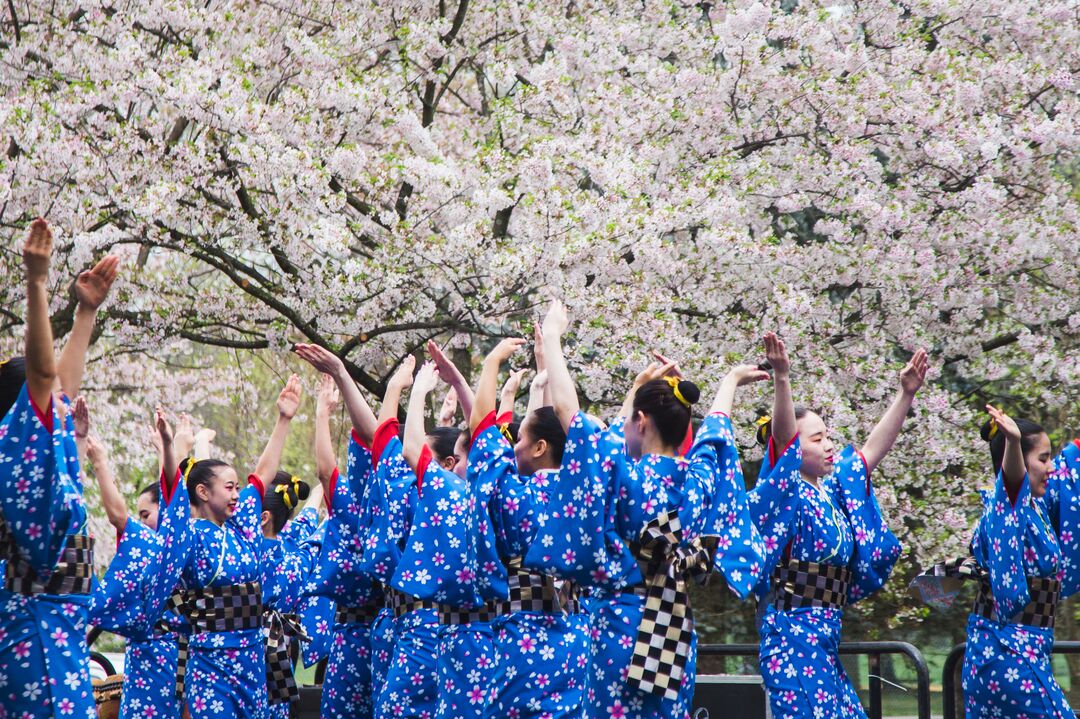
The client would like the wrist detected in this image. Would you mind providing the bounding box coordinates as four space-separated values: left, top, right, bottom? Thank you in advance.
25 272 48 285
75 302 99 315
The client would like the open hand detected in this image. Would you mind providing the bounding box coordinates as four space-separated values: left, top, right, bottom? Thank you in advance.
317 373 341 416
763 333 791 378
23 218 53 281
277 374 303 419
542 300 569 337
72 396 90 438
74 255 120 310
900 348 929 396
293 343 346 376
985 405 1020 442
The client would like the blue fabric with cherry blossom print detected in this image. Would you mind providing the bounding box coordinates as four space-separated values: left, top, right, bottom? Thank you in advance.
749 436 901 719
962 468 1070 718
0 385 96 719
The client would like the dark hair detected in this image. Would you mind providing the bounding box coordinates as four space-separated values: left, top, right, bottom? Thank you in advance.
138 482 161 506
980 417 1046 474
180 457 230 507
0 356 27 420
632 378 701 448
503 421 521 445
755 406 817 446
263 470 310 533
427 426 462 462
522 407 566 465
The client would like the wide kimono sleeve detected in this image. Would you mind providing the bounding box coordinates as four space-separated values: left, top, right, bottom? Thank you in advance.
89 518 166 637
0 383 87 575
297 520 336 665
392 455 488 607
280 506 321 545
1046 440 1080 598
308 436 376 602
747 434 803 596
831 446 902 603
524 411 639 589
358 432 413 584
471 420 540 559
695 413 764 599
972 469 1031 621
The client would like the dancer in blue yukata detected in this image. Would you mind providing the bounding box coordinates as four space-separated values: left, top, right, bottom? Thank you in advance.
525 300 768 719
84 401 191 719
395 357 499 719
293 346 382 719
163 374 303 719
466 334 590 719
0 218 118 719
951 407 1071 718
751 334 927 719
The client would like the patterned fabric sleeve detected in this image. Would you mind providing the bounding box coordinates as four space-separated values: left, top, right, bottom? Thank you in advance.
524 411 638 589
89 517 164 637
231 483 264 548
747 435 803 596
831 446 902 603
391 460 487 606
358 437 410 583
1047 440 1080 598
0 383 86 574
472 424 540 558
280 506 321 545
696 413 764 599
973 468 1031 620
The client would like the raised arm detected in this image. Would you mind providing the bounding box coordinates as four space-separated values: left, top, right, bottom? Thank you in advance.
540 300 578 431
859 348 929 474
403 361 440 474
764 333 797 452
533 322 552 407
173 412 195 464
193 427 216 461
987 405 1026 496
251 374 302 493
525 370 549 416
294 344 377 443
709 364 770 417
314 373 341 491
436 387 459 427
84 423 128 533
57 255 119 400
470 338 527 433
498 368 529 420
22 219 58 412
619 360 679 420
428 340 475 420
379 355 415 424
72 395 90 462
156 406 177 494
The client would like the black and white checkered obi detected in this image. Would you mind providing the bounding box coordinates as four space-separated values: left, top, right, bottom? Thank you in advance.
437 601 498 625
336 601 382 625
386 587 439 618
169 581 264 701
625 510 715 702
491 556 562 616
770 559 852 611
974 575 1061 629
263 608 309 705
4 533 95 596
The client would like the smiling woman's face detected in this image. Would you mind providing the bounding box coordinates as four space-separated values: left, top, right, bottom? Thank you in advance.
196 466 240 524
796 411 836 480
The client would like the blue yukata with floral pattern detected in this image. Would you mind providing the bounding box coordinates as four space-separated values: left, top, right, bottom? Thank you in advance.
261 505 323 719
393 448 497 719
749 435 901 719
89 476 192 719
309 435 379 719
0 386 96 719
375 419 440 719
178 480 268 719
961 443 1080 719
295 519 335 670
468 417 589 719
360 426 417 708
525 411 744 719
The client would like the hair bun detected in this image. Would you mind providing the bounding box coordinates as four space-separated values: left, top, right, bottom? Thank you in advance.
979 419 999 443
295 479 311 502
676 380 701 405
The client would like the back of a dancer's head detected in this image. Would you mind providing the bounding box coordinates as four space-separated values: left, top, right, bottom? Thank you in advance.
0 356 27 420
754 406 818 447
980 417 1045 474
515 406 566 474
632 378 701 448
427 426 461 463
263 470 311 533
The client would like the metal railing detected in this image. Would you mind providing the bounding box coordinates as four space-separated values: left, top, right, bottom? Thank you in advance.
942 640 1080 719
698 641 931 719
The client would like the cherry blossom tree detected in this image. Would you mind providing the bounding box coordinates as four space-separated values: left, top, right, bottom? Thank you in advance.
1 0 1078 596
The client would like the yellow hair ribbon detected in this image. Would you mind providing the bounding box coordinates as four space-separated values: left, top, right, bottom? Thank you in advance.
498 423 514 444
755 415 772 443
275 476 303 509
987 419 998 440
182 458 198 484
664 376 690 408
